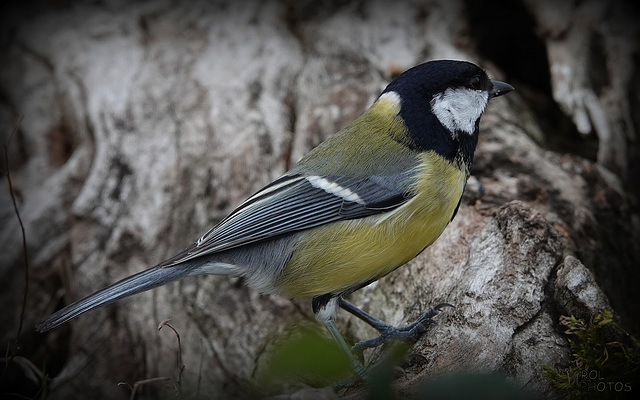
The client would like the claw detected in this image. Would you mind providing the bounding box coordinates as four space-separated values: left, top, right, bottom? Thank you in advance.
349 303 453 353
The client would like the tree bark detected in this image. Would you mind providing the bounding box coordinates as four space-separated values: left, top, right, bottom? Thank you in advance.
1 1 638 399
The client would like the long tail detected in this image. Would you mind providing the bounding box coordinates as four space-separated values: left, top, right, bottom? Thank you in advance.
36 263 204 332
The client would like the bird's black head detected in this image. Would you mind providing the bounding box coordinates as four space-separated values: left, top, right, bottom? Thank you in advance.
381 60 513 168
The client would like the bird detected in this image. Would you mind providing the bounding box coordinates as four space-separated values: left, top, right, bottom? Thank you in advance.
36 60 513 377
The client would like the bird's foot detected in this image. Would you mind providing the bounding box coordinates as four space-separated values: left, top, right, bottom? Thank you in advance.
350 303 453 354
326 299 453 390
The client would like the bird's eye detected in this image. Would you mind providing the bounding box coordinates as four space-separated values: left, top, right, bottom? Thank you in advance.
469 76 481 90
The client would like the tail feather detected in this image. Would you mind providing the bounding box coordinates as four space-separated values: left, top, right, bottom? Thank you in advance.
36 264 198 332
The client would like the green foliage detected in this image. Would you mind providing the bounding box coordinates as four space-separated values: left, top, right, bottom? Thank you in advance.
543 310 640 399
254 321 416 398
254 319 543 399
361 341 412 400
254 321 353 391
417 372 536 400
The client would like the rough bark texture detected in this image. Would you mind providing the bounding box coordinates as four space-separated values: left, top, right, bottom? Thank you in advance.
1 1 638 399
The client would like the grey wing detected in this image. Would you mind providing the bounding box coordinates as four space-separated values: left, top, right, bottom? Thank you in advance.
157 172 414 268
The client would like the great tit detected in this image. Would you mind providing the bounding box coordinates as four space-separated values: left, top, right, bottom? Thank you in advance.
36 60 513 375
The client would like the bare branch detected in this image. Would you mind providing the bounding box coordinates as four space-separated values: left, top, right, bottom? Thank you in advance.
1 115 28 378
119 377 172 400
158 319 185 397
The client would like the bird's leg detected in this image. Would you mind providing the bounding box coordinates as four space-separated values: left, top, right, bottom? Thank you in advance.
339 299 452 354
322 319 368 380
313 295 367 380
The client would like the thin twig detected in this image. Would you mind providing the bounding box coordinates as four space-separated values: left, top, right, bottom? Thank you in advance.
120 377 172 400
197 338 204 400
1 115 28 378
158 319 184 398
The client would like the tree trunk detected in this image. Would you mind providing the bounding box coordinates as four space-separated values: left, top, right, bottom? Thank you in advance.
1 1 638 399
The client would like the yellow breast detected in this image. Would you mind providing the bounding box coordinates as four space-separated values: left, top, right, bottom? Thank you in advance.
277 151 467 298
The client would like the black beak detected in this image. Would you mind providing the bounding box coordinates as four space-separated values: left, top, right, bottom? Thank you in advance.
489 80 514 98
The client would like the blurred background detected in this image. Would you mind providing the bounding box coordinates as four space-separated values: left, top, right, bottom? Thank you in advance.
1 0 638 399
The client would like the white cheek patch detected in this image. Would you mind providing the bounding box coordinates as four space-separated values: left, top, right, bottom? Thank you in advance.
430 88 489 136
306 176 365 204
